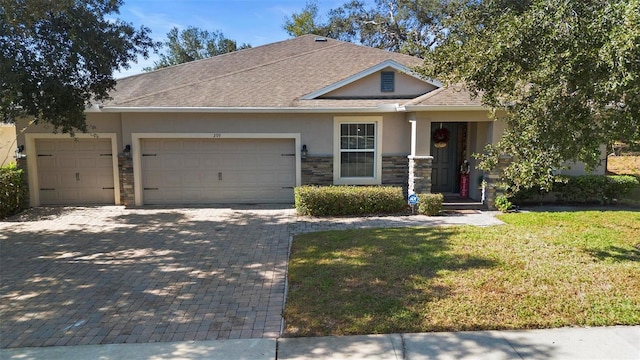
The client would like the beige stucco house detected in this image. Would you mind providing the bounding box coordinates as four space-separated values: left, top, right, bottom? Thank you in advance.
15 35 604 208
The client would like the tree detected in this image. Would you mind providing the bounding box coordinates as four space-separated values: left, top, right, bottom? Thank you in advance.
283 0 325 37
0 0 157 134
146 27 251 71
420 0 640 191
283 0 461 56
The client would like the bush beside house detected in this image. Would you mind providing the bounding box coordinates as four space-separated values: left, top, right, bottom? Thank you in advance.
511 175 639 205
0 163 27 219
294 185 406 216
417 193 443 216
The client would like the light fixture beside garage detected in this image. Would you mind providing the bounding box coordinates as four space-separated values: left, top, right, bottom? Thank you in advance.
121 144 131 159
15 145 26 159
301 144 308 158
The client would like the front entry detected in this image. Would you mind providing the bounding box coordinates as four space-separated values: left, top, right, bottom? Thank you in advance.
430 122 462 193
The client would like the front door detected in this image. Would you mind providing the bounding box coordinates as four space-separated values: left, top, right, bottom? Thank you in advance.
430 123 458 193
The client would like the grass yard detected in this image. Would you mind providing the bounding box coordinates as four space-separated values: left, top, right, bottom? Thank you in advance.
284 211 640 337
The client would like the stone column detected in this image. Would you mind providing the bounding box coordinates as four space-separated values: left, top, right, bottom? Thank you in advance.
408 155 433 195
118 155 134 206
485 154 512 210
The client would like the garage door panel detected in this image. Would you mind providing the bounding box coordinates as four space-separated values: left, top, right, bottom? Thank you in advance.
141 138 295 204
36 139 115 205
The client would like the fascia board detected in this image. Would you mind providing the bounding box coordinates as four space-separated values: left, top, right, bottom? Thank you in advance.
98 105 404 114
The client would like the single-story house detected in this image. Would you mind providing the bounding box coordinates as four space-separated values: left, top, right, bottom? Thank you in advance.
15 34 604 209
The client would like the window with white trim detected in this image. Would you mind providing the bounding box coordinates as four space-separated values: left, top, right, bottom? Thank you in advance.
340 123 375 177
334 117 382 185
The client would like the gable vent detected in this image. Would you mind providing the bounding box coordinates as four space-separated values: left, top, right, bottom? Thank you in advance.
381 71 395 92
315 37 328 42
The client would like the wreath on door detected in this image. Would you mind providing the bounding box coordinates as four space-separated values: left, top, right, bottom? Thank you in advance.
433 128 449 148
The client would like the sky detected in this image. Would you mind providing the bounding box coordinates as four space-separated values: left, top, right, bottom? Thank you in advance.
114 0 352 78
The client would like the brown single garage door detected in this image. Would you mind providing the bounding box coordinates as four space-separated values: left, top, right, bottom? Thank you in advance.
141 138 296 204
36 139 115 205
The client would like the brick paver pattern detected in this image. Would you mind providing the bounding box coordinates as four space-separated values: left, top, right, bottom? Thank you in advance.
0 206 502 348
0 206 293 348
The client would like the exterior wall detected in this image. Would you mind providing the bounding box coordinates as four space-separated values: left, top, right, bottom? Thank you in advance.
118 112 333 157
0 124 17 166
468 122 492 201
380 113 411 154
16 107 608 208
16 113 123 150
301 156 333 185
382 155 409 195
323 69 437 98
559 145 607 176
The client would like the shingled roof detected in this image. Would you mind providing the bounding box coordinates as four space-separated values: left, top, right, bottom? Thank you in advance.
106 35 482 110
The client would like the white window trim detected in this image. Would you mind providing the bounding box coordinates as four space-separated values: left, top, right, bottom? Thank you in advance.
333 116 383 185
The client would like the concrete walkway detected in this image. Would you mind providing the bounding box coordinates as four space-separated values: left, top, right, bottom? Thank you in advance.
1 326 638 359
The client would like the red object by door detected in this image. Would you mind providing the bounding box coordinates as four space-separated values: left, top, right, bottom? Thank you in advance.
460 174 469 198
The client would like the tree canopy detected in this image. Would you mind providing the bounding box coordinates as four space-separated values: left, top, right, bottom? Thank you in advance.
0 0 157 134
421 0 640 191
283 0 461 56
146 26 251 71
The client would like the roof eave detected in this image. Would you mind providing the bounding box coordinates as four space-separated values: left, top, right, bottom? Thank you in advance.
97 105 406 114
404 105 489 112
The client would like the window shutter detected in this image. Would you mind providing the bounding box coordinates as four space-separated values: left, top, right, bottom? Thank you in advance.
381 71 395 92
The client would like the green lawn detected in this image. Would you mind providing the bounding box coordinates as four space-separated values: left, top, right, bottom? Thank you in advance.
284 211 640 337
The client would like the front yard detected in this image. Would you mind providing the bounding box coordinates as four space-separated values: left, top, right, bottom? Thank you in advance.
284 211 640 337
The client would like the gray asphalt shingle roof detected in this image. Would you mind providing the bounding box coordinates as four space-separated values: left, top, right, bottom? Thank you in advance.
107 35 482 109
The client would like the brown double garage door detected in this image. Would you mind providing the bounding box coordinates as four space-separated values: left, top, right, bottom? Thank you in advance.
36 138 296 205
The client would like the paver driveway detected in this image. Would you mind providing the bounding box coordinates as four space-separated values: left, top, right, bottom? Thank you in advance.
0 206 294 348
1 205 502 349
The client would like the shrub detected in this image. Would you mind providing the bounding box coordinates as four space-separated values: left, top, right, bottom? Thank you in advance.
512 175 639 205
416 193 443 216
494 194 512 212
294 185 406 216
1 163 27 219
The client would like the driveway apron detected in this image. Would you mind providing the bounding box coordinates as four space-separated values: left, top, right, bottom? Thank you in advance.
0 206 294 348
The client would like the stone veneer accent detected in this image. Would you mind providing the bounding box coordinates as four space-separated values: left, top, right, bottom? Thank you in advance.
301 156 333 185
302 155 410 194
118 155 134 206
382 155 409 196
407 155 433 195
484 154 512 210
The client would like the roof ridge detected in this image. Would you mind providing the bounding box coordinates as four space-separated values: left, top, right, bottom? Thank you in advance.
115 40 347 106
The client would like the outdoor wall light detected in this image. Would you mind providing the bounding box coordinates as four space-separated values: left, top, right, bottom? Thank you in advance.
15 145 26 159
122 144 131 158
301 144 308 158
